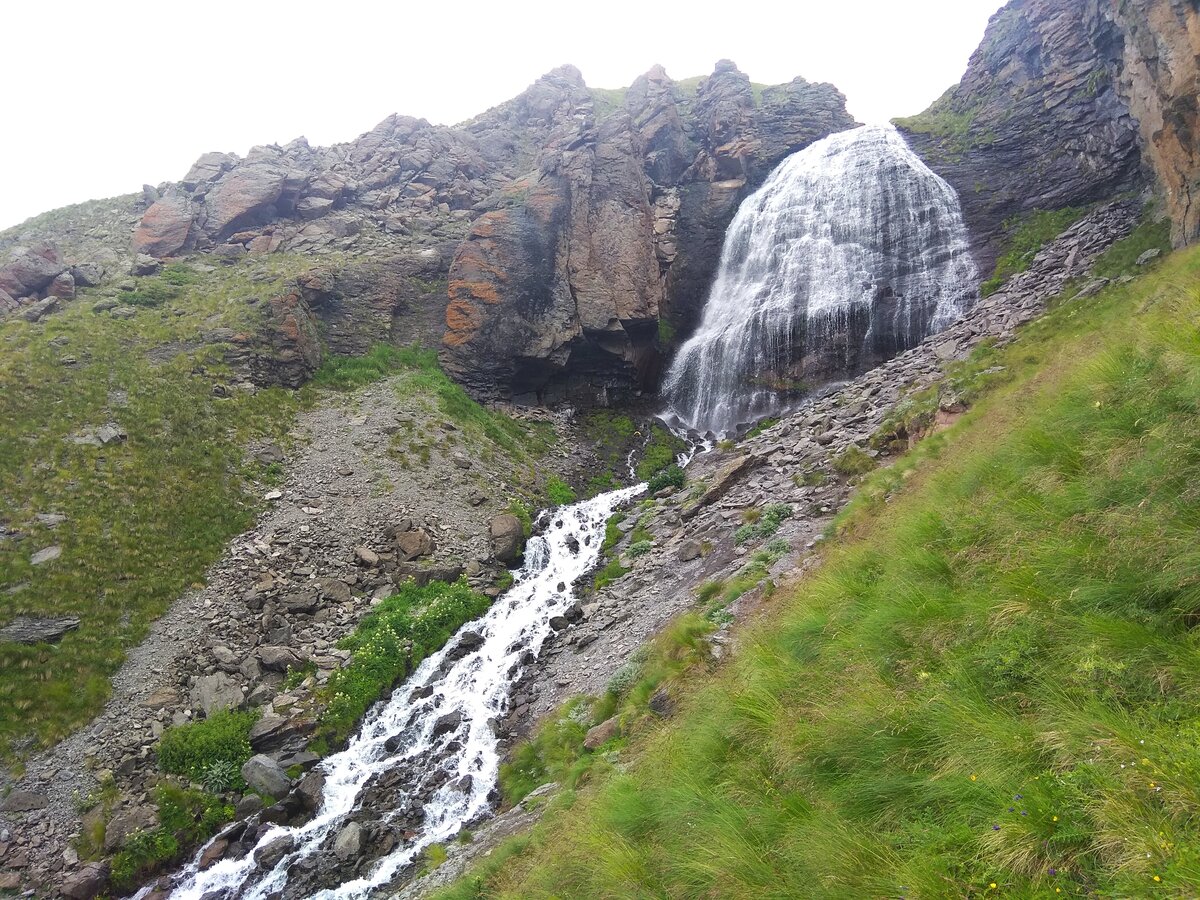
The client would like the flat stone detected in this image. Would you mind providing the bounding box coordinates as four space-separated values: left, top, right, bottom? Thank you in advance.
0 790 48 812
30 545 62 566
0 615 79 644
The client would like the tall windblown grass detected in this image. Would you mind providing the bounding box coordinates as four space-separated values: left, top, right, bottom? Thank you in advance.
438 242 1200 896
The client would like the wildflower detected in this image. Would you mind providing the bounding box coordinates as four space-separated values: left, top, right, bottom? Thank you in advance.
1049 868 1057 876
1052 815 1059 822
1008 806 1015 812
1015 794 1023 800
970 774 978 781
993 824 1001 831
989 883 998 890
1154 875 1162 882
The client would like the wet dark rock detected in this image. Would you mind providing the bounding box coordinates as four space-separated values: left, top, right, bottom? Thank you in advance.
432 710 462 739
254 834 296 869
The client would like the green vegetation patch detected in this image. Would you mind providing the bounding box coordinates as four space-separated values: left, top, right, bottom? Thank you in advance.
497 615 714 806
733 503 793 545
981 207 1088 296
156 709 259 789
439 233 1200 897
0 256 305 764
318 579 492 747
109 784 233 889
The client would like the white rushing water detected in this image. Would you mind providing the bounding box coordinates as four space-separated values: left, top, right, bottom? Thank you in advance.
158 484 644 900
662 124 977 438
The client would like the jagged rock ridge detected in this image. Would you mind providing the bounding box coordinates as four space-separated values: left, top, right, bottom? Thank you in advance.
127 61 856 404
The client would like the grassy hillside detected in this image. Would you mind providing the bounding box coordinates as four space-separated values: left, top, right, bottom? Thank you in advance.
438 243 1200 896
0 259 312 764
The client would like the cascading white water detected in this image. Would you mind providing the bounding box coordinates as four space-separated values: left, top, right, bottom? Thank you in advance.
156 484 644 900
662 124 978 438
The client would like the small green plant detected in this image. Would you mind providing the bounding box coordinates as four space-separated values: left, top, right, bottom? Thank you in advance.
200 759 242 794
545 476 577 506
282 661 316 690
507 498 533 538
734 503 793 545
657 318 677 345
628 540 653 557
593 557 629 592
601 511 627 555
794 469 828 488
646 465 685 493
423 842 449 874
157 709 259 788
744 417 780 440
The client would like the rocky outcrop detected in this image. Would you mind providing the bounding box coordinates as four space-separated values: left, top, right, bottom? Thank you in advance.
896 0 1145 276
899 0 1200 270
1110 0 1200 245
126 62 853 404
441 62 856 402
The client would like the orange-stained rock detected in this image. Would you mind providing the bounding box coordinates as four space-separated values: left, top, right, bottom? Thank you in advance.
1112 0 1200 245
132 194 194 257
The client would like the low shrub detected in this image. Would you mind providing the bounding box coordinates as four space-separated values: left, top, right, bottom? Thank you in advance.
646 465 685 493
734 503 793 545
156 709 259 788
545 476 577 506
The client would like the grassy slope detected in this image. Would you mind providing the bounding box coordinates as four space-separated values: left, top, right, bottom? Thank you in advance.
0 259 309 763
439 244 1200 897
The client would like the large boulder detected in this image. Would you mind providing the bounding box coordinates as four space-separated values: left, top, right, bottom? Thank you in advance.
488 514 525 564
189 672 245 716
103 806 156 851
0 244 63 298
204 162 302 239
131 192 195 257
59 862 110 900
332 821 364 861
241 753 293 798
395 528 435 561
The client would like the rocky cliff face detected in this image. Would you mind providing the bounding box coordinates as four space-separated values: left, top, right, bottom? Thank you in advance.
444 63 856 403
1110 0 1200 246
898 0 1200 273
896 0 1146 276
126 62 855 404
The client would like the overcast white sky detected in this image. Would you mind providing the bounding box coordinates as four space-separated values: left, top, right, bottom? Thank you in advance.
0 0 1004 230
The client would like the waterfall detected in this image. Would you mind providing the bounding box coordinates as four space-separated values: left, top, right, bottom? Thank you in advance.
662 124 978 438
152 484 644 900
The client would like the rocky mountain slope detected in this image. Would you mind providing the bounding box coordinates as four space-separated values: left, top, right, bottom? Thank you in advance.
896 0 1200 276
120 62 855 405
